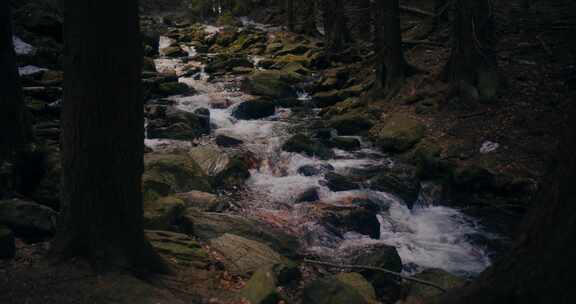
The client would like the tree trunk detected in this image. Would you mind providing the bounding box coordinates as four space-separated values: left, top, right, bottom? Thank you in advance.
439 105 576 303
374 0 410 94
286 0 295 31
321 0 350 52
0 1 32 197
346 0 372 42
54 0 169 274
443 0 499 102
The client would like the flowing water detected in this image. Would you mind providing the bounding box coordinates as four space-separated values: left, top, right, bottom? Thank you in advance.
150 31 495 277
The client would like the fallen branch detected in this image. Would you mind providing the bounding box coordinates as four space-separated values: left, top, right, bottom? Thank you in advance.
400 5 435 17
303 259 447 292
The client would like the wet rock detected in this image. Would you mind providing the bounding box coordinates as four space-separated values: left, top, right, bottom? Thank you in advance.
160 45 186 57
240 266 284 304
453 164 495 191
0 226 15 259
297 164 335 176
214 30 238 47
215 134 244 147
400 269 466 304
156 82 190 96
175 191 224 212
312 90 347 108
351 197 391 213
39 70 63 86
209 98 233 109
295 187 320 203
241 70 298 98
188 145 251 189
302 277 368 304
367 165 421 209
0 199 58 238
143 196 185 231
369 114 426 152
328 112 375 136
231 98 276 120
273 98 304 108
143 153 213 202
348 244 402 298
146 230 210 268
324 172 361 192
330 136 361 151
334 272 378 304
315 128 336 140
181 209 299 259
146 105 210 140
282 134 334 160
210 233 291 276
321 206 380 239
205 54 253 74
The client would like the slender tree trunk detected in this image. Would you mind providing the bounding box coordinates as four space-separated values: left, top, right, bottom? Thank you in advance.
321 0 350 53
374 0 410 94
54 0 168 274
443 0 499 102
439 106 576 303
0 1 32 197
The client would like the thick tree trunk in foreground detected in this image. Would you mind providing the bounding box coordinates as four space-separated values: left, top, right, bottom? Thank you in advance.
440 107 576 303
374 0 410 94
286 0 294 31
54 0 168 274
443 0 499 102
346 0 372 42
0 1 32 196
321 0 350 52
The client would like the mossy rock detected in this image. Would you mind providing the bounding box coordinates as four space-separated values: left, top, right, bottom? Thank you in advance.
327 112 375 136
231 99 276 120
302 277 368 304
161 45 186 57
146 230 210 268
210 233 292 276
181 209 299 259
402 269 466 304
348 244 402 297
282 134 334 160
335 273 378 304
215 29 238 47
369 114 426 152
239 266 283 304
143 196 186 230
241 70 299 98
156 82 190 96
143 153 213 202
187 145 251 189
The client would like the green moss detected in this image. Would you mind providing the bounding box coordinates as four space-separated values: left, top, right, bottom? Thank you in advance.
335 273 378 304
146 230 210 267
143 196 185 230
369 114 426 152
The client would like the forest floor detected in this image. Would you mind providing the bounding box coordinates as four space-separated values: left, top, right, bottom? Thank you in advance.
2 0 576 304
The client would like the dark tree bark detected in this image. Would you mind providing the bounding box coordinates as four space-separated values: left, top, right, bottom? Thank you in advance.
54 0 168 274
0 1 33 196
346 0 373 42
321 0 351 52
439 105 576 303
286 0 295 31
374 0 411 94
443 0 499 102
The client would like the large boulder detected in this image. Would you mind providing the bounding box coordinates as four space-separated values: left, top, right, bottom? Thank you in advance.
143 153 213 202
146 105 210 140
210 233 291 276
146 230 210 268
187 145 251 189
348 244 402 298
335 272 378 304
231 99 276 120
181 209 299 259
324 172 361 192
240 266 284 304
328 112 375 136
282 134 334 160
0 226 15 259
399 269 466 304
143 196 186 230
155 82 191 96
320 206 380 239
369 114 426 152
0 199 57 237
175 191 224 212
241 70 298 98
367 164 421 209
302 277 368 304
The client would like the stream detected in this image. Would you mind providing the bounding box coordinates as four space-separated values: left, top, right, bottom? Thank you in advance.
147 23 494 277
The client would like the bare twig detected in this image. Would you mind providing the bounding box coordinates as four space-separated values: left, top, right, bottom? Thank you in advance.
303 259 448 292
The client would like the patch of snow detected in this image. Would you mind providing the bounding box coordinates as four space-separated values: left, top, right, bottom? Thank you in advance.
480 141 500 154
